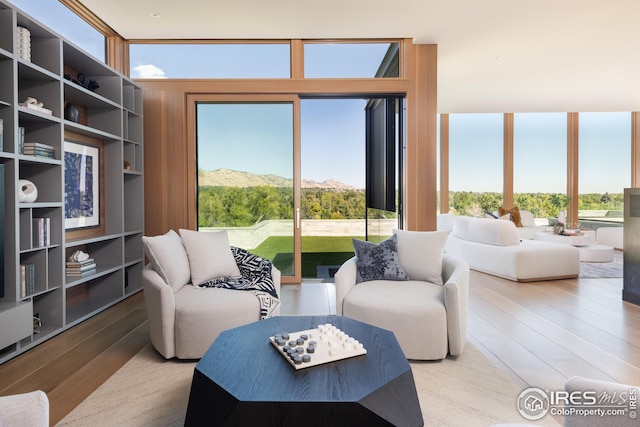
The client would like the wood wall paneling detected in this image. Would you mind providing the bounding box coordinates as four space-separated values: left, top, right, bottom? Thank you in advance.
143 90 188 237
404 43 437 231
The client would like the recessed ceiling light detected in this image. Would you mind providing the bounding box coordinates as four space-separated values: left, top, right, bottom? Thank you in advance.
150 12 161 18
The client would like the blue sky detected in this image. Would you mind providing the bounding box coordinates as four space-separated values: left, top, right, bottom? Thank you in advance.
128 43 393 80
9 0 105 60
197 103 294 177
196 99 368 188
449 112 631 194
16 0 632 194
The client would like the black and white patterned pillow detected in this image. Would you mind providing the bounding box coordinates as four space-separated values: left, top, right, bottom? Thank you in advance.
352 234 409 284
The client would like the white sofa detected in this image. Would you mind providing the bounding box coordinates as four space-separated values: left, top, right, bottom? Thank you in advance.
443 215 580 282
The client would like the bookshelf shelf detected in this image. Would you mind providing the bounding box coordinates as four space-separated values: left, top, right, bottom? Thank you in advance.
0 0 143 364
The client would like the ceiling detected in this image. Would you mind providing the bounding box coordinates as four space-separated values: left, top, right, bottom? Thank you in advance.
78 0 640 114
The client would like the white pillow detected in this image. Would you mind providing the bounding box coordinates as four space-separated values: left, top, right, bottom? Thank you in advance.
519 210 536 227
393 229 448 285
179 229 241 286
142 230 190 292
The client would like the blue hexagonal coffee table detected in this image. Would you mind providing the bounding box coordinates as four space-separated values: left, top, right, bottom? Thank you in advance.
185 315 423 426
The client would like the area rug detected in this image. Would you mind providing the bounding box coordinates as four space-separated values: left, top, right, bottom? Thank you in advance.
56 342 559 427
579 250 623 278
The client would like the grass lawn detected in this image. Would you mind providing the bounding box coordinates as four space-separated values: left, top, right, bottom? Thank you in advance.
252 236 363 277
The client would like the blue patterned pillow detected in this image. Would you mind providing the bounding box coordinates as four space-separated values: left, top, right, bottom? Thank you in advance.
352 234 409 284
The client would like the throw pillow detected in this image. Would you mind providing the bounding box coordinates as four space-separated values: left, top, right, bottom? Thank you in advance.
498 206 523 227
519 209 536 227
179 229 242 286
352 234 409 284
394 229 448 285
142 229 191 292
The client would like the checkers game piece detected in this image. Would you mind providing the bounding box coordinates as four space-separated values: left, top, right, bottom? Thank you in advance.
270 324 367 370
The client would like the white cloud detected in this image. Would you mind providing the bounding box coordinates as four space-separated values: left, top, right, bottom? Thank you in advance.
133 64 167 79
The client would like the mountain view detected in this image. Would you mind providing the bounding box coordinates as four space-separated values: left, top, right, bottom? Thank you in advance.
198 168 360 190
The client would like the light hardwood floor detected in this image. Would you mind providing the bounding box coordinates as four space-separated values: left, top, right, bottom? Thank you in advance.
282 273 640 393
1 273 638 425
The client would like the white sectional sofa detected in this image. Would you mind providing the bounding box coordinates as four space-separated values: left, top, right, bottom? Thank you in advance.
442 215 580 282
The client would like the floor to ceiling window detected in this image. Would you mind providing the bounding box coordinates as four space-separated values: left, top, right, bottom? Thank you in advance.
514 113 567 221
448 113 503 215
578 112 630 228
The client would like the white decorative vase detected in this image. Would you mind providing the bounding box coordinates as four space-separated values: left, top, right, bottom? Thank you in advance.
18 179 38 203
558 210 566 225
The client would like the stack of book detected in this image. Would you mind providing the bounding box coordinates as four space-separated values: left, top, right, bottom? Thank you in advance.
32 217 51 247
66 258 96 276
23 142 55 159
20 263 35 297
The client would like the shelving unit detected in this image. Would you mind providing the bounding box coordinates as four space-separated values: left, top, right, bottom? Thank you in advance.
0 0 143 363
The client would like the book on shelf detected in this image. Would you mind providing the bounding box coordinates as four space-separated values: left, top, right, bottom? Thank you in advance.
22 148 56 159
66 257 95 267
20 263 35 297
66 258 97 276
66 268 96 277
0 118 3 151
23 142 55 150
32 217 51 247
18 126 24 154
66 261 96 270
23 142 55 159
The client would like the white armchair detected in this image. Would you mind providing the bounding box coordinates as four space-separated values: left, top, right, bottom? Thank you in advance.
335 230 469 360
0 390 49 427
143 229 281 359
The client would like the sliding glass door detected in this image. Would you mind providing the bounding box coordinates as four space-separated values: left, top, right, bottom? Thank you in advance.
192 95 403 284
195 98 300 282
299 97 402 281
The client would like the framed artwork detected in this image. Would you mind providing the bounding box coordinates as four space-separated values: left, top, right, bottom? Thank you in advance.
64 131 105 240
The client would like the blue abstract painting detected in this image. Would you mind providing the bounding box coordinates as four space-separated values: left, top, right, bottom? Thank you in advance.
64 141 99 229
